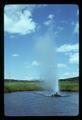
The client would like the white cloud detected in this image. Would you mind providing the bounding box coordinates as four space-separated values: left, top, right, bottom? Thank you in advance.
12 54 19 57
25 60 39 69
4 5 37 35
57 43 79 65
57 63 67 68
59 71 79 79
44 14 54 26
5 5 36 14
44 20 52 26
69 52 79 64
32 60 39 66
57 43 79 53
48 14 54 19
74 22 79 34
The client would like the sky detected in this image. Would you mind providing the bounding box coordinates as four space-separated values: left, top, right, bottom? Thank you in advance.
4 4 79 80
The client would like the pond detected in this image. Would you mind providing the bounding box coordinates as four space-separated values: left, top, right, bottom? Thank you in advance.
4 91 79 116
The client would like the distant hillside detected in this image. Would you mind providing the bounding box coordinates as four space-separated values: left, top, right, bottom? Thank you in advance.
4 79 42 82
59 77 79 82
4 77 79 82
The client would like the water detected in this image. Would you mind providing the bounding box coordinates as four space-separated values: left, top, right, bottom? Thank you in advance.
4 91 79 116
35 23 59 93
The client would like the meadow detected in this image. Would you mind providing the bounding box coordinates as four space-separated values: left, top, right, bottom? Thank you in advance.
4 77 79 93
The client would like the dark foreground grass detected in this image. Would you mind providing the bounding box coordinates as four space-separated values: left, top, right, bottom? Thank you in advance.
4 79 79 93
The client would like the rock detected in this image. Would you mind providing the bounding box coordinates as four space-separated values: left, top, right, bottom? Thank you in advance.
51 92 61 97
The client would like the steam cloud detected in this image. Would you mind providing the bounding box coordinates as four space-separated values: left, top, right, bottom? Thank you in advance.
35 24 59 93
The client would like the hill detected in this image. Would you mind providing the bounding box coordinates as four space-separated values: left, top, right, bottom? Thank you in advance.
4 76 79 82
59 77 79 82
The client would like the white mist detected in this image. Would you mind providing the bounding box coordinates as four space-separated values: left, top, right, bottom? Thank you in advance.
35 25 59 94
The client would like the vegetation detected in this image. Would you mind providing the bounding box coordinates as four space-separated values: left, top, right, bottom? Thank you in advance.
59 80 79 92
4 77 79 93
59 77 79 91
4 81 44 93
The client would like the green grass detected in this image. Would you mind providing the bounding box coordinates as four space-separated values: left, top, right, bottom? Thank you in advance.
4 78 79 93
59 80 79 92
4 81 44 93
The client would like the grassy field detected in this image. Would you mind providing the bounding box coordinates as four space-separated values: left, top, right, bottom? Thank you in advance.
4 77 79 93
4 81 44 93
59 80 79 92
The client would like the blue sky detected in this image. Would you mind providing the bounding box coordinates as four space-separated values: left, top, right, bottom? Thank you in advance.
4 4 79 80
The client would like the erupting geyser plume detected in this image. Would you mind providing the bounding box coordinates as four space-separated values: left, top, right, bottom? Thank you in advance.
35 22 60 95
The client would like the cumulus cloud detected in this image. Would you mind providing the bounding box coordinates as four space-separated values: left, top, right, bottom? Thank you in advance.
4 5 37 35
57 43 79 64
56 43 79 52
57 63 67 68
44 14 54 26
69 52 79 64
12 54 19 57
5 5 36 15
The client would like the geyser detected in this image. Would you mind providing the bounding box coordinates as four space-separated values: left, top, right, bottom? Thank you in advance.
35 23 60 95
